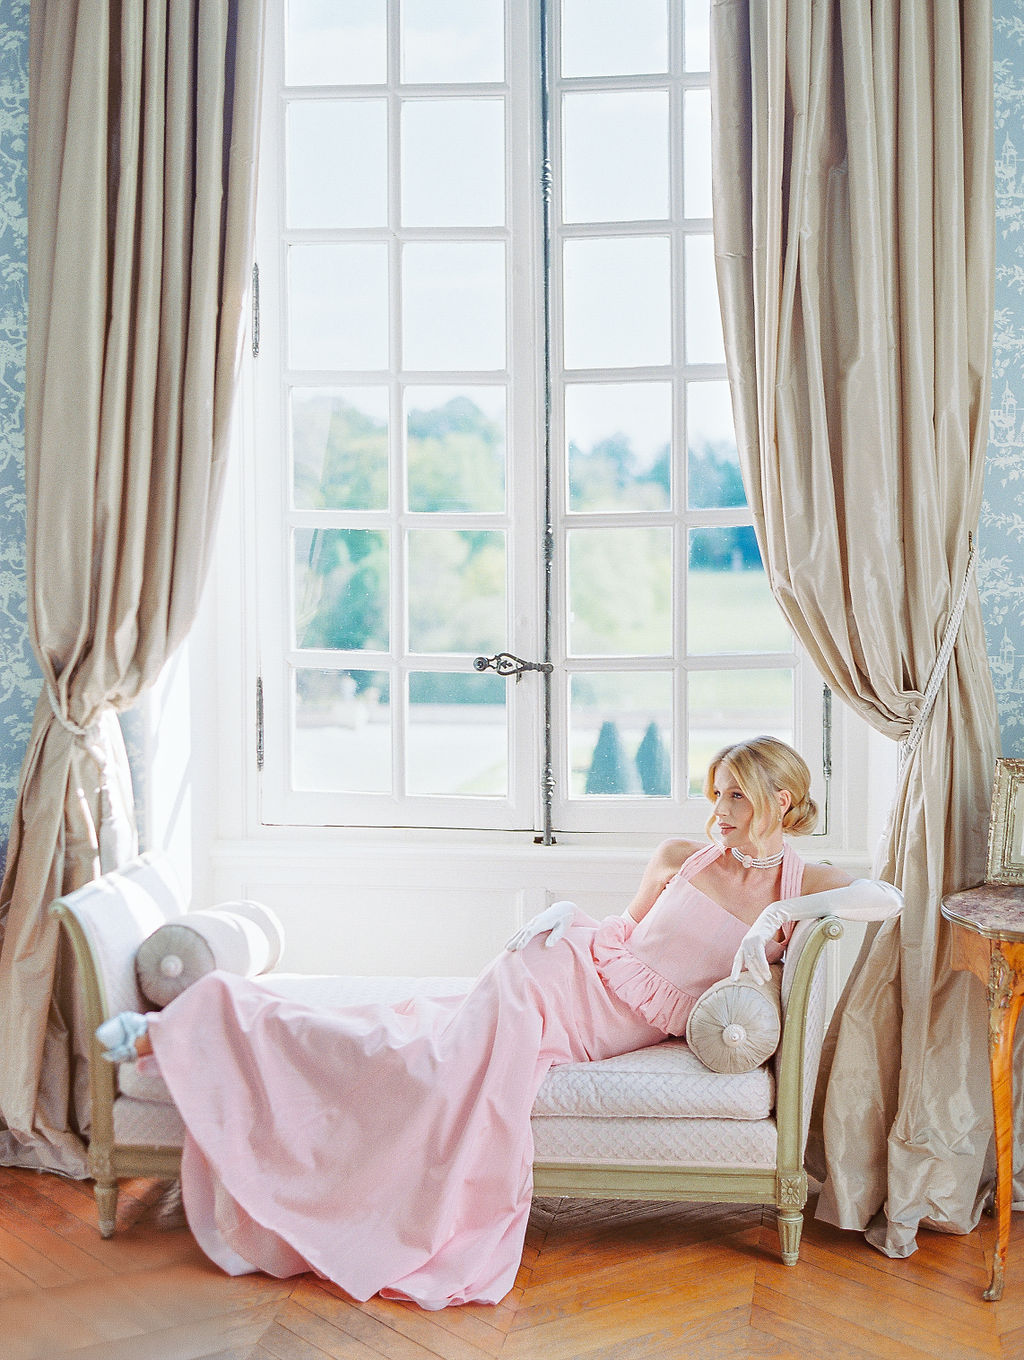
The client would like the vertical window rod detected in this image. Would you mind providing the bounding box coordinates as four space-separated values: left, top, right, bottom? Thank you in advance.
251 261 260 358
256 674 265 772
538 0 556 846
821 683 832 836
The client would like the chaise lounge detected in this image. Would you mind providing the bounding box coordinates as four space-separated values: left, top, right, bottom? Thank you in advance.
52 851 841 1266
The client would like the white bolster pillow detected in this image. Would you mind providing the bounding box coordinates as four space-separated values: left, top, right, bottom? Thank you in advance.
136 900 285 1008
685 966 783 1074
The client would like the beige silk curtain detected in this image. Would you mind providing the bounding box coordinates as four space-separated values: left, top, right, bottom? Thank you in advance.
0 0 264 1176
711 0 1002 1255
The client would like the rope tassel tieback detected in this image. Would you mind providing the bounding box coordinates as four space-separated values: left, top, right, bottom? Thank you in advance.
45 687 133 871
899 537 978 773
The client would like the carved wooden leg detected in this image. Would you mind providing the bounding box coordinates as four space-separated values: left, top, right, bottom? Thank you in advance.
776 1170 807 1265
984 949 1023 1302
95 1180 118 1239
777 1208 804 1265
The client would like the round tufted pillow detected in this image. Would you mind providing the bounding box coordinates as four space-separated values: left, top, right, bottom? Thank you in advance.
136 900 285 1008
685 966 782 1074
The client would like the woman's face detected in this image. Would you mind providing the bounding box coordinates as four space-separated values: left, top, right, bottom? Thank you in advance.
710 763 756 848
710 761 792 849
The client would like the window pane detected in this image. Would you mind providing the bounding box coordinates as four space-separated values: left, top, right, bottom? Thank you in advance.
288 244 389 371
687 528 790 654
287 101 387 228
566 382 670 511
294 528 390 651
568 527 672 656
401 0 504 83
561 0 668 76
292 387 388 510
407 387 505 512
570 672 672 796
685 0 711 72
688 669 794 795
687 381 743 509
683 89 712 219
685 235 725 364
562 92 668 224
286 0 387 86
402 99 505 227
563 238 672 369
403 243 506 371
408 530 506 654
293 669 391 793
407 672 507 795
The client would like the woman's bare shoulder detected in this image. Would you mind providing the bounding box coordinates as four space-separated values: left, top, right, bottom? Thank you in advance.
800 860 855 894
652 838 706 873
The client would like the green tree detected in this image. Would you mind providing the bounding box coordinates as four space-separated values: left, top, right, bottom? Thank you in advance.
569 434 669 511
407 396 505 512
688 440 746 510
293 395 388 510
688 523 761 571
586 721 641 794
298 528 389 653
635 721 670 796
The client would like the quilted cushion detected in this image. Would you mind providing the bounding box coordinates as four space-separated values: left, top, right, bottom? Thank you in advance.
119 1033 774 1123
533 1039 774 1121
531 1114 778 1168
685 967 782 1074
113 1095 186 1147
135 902 285 1007
118 1056 176 1105
117 983 774 1124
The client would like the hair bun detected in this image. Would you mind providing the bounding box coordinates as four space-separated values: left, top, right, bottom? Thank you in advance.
783 794 818 836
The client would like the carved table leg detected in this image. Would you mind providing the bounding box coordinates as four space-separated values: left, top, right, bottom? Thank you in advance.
985 947 1023 1302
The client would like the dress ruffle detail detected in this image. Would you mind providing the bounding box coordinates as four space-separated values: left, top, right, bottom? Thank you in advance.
592 915 698 1038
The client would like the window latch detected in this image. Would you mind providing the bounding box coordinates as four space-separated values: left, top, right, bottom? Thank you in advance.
474 652 553 683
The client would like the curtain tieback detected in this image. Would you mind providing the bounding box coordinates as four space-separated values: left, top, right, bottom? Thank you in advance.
46 686 130 872
46 685 105 750
899 539 978 771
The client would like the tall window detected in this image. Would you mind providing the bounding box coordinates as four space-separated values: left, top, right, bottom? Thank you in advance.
252 0 824 835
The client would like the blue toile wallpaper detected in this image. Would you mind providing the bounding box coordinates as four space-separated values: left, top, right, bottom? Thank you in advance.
3 5 1024 872
983 3 1024 754
0 0 34 881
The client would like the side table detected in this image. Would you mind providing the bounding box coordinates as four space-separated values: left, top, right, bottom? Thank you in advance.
941 884 1024 1301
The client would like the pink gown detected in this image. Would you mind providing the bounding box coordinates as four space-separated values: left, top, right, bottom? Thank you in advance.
146 842 803 1310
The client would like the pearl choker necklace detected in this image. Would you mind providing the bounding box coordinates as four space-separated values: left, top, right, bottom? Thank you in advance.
731 847 784 870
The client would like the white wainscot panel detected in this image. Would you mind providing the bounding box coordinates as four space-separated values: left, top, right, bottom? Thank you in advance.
204 840 864 1010
234 883 525 976
206 843 648 978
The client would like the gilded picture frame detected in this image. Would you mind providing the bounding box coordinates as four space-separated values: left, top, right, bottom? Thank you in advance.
987 758 1024 884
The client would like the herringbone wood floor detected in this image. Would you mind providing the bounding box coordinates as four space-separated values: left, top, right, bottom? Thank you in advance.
0 1167 1020 1360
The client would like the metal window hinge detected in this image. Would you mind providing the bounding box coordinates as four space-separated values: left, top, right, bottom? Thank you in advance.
256 675 264 771
251 261 260 358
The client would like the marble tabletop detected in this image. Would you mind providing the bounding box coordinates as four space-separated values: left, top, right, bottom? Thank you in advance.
941 883 1024 939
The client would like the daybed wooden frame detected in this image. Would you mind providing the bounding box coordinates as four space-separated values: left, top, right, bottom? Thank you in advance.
52 853 840 1261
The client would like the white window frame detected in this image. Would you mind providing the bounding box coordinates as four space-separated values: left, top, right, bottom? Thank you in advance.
246 0 838 843
254 0 544 831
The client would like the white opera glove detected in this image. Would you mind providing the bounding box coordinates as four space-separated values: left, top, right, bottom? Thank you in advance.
506 901 577 951
730 879 903 984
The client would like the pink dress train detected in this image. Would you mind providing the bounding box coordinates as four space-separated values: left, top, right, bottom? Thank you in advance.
146 842 802 1309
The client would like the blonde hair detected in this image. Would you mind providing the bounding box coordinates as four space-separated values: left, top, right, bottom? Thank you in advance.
703 736 818 855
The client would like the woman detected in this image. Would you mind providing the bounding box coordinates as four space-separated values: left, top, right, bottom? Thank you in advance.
98 736 900 1310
